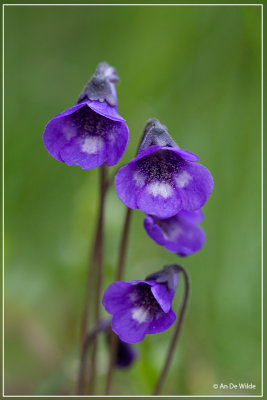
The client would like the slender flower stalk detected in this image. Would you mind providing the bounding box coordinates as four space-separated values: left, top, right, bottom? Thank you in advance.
76 317 137 395
76 319 109 395
153 265 190 395
105 207 132 395
77 165 108 395
80 211 102 344
116 208 132 281
88 164 107 394
77 213 101 395
105 331 118 394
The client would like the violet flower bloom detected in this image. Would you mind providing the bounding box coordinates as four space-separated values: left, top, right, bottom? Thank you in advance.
115 119 213 219
115 338 138 368
144 209 206 257
43 62 129 169
103 266 179 343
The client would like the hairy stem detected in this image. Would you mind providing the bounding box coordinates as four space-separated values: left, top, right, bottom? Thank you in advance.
153 265 190 395
105 207 132 395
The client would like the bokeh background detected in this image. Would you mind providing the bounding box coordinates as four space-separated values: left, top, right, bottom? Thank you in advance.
4 4 261 396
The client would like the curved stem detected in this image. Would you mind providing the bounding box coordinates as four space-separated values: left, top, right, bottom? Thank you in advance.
76 319 109 395
105 207 132 395
153 265 190 395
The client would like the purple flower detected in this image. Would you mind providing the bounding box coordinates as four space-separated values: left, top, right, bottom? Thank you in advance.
144 209 206 257
102 266 179 343
115 338 138 368
43 62 129 169
115 119 213 219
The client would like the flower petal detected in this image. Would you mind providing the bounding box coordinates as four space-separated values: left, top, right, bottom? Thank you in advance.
144 215 181 249
137 182 182 219
136 146 198 163
105 121 129 166
115 164 146 209
174 162 214 211
127 280 154 286
171 148 199 162
102 281 134 315
147 308 176 334
43 118 68 162
151 282 176 313
43 105 85 162
111 307 151 343
135 145 162 161
178 209 204 224
53 103 87 119
173 222 206 257
145 213 206 256
87 100 126 122
60 135 107 169
144 216 166 246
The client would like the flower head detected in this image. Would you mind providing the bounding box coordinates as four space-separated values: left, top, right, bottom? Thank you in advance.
102 265 179 343
115 119 213 219
144 209 206 257
43 62 129 169
115 337 138 368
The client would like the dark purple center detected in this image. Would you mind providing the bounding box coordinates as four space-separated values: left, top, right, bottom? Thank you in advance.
135 149 185 183
131 284 161 314
64 106 116 140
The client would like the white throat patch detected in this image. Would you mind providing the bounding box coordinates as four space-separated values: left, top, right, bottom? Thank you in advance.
82 137 103 154
132 307 148 324
175 171 192 188
147 182 173 198
133 171 145 188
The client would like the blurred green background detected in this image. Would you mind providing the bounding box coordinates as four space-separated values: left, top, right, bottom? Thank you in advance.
4 4 261 396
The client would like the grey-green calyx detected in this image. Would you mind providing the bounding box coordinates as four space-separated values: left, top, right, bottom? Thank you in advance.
77 62 119 107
